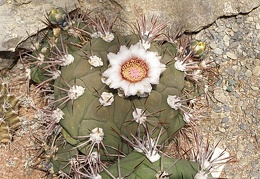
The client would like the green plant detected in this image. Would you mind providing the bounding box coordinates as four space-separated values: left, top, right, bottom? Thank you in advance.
28 7 229 178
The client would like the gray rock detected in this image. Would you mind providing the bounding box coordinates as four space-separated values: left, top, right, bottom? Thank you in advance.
0 0 76 51
213 48 223 55
221 117 229 123
1 0 260 51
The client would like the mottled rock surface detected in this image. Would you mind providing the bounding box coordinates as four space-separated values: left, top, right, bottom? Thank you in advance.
0 0 76 51
0 0 259 52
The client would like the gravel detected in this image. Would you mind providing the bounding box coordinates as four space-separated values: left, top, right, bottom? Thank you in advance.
195 6 260 179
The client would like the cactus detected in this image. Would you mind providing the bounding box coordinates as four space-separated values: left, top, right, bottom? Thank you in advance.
0 82 21 143
100 151 198 178
28 7 214 178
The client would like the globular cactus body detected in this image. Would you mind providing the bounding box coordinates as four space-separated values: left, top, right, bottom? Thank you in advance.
30 8 202 177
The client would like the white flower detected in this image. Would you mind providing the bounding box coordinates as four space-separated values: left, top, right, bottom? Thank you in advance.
89 127 104 144
68 85 85 100
102 42 166 97
174 59 186 71
99 92 114 106
60 54 74 66
52 108 64 123
88 55 103 67
167 95 181 110
132 108 147 124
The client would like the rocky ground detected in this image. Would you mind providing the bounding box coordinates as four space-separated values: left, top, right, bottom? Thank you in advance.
195 6 260 179
0 4 259 179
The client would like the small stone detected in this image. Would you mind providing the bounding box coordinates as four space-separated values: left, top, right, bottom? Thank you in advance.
251 86 259 91
218 126 226 133
223 105 231 112
221 117 229 123
231 23 239 32
237 151 243 159
236 15 243 23
247 143 254 150
213 105 222 113
214 88 227 103
252 66 260 76
226 51 238 59
209 42 218 49
210 111 219 118
235 106 242 113
256 23 260 30
213 48 223 55
223 35 230 46
239 123 248 130
246 17 254 22
250 172 259 178
244 70 252 77
253 59 260 66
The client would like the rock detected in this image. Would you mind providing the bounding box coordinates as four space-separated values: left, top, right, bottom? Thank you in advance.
214 87 227 103
226 51 238 59
221 117 229 123
244 70 253 77
1 0 260 51
214 48 223 55
0 0 76 51
252 66 260 76
223 35 230 46
256 23 260 29
210 42 218 49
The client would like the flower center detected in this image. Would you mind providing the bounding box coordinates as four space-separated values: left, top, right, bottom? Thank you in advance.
121 58 148 83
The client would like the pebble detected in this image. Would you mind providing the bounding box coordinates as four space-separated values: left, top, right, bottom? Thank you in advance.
251 86 259 91
250 171 259 178
239 123 248 130
246 17 254 22
256 23 260 30
218 126 226 133
226 51 238 59
213 105 222 113
223 35 230 46
221 117 229 123
244 69 253 77
213 48 223 55
209 42 218 49
252 66 260 76
213 88 227 103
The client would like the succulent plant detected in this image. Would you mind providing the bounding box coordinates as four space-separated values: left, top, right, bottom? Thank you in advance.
0 82 21 143
28 7 223 178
